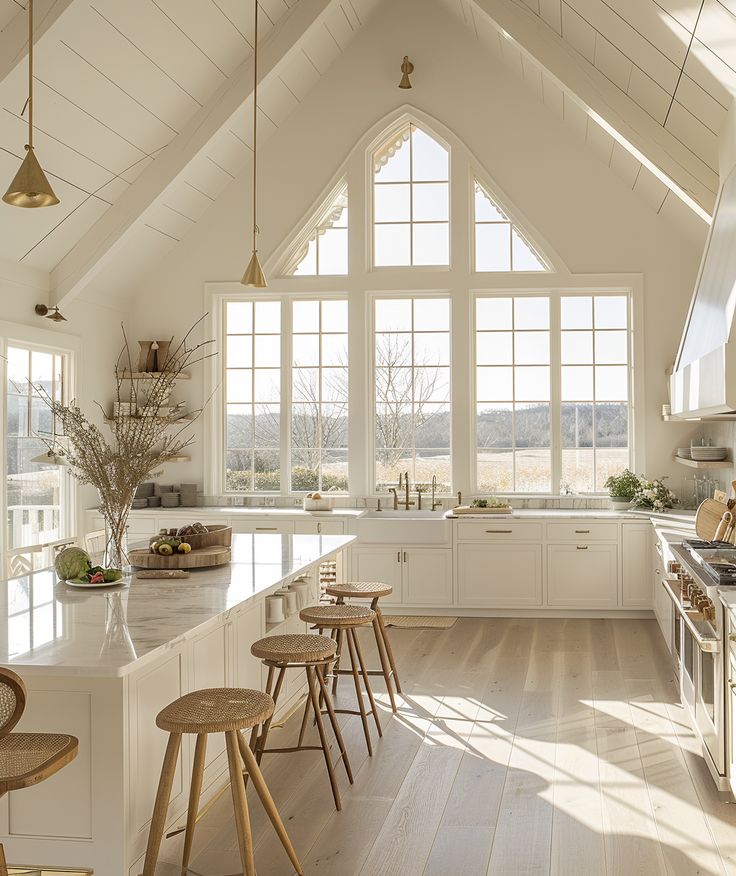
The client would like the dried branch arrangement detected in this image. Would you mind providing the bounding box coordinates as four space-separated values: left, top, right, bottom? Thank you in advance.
33 318 216 566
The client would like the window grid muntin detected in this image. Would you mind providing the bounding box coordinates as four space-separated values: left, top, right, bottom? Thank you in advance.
475 297 552 494
225 301 281 493
373 125 450 268
373 296 451 491
291 299 349 493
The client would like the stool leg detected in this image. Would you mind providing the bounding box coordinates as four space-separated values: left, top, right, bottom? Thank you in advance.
316 662 354 784
297 680 313 747
142 732 181 876
376 605 402 693
345 626 373 756
372 613 397 713
255 665 286 764
306 665 342 810
352 627 383 738
238 731 304 876
182 733 207 869
0 841 7 876
331 628 343 697
249 664 274 752
226 730 255 876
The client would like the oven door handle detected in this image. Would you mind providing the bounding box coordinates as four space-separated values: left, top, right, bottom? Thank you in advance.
662 578 720 653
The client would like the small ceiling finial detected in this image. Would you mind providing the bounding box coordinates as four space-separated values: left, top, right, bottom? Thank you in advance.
399 55 414 89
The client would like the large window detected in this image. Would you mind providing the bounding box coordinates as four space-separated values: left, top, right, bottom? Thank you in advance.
291 299 348 492
374 297 451 491
475 297 551 492
6 346 66 550
474 293 631 494
560 295 630 492
225 300 281 492
372 124 449 267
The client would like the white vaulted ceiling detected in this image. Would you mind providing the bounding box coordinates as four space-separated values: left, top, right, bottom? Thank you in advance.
0 0 378 302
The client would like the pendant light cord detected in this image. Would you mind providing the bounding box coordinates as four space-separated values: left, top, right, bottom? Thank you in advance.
28 0 33 150
251 0 258 253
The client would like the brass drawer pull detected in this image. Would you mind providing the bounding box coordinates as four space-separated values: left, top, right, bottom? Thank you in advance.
486 530 513 533
256 527 278 531
576 545 588 550
575 529 590 534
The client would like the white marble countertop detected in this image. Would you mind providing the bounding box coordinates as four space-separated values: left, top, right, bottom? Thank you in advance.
1 533 354 679
92 506 367 518
445 509 697 522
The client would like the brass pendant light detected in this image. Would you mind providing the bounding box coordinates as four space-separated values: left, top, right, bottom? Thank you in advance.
241 0 266 287
399 56 414 89
3 0 59 208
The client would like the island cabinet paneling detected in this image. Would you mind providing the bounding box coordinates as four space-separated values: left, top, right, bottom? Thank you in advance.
457 543 543 608
191 625 228 766
233 601 266 690
546 543 618 608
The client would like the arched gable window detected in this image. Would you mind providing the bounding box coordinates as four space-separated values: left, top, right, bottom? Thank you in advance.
372 123 450 267
280 180 348 276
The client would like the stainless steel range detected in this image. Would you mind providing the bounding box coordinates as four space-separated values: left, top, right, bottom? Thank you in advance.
663 539 734 790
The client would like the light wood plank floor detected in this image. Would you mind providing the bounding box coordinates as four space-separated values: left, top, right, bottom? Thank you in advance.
156 618 736 875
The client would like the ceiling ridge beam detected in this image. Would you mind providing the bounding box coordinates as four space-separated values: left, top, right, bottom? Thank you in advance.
49 0 337 307
469 0 716 217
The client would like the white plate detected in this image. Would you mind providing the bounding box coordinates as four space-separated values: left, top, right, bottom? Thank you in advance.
62 578 128 589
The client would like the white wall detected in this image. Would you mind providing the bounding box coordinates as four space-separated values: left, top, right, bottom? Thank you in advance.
117 0 705 502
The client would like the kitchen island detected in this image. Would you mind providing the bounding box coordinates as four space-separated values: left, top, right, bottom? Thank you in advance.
0 532 354 875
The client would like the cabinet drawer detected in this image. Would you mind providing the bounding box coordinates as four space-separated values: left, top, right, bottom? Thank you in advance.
231 520 294 534
545 522 618 542
456 521 543 542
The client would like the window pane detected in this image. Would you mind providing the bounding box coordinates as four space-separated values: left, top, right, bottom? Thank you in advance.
376 366 412 402
562 448 594 493
226 302 252 334
561 331 592 364
227 370 252 404
561 296 592 329
515 403 550 447
226 450 252 491
322 299 348 333
475 185 507 222
375 183 410 222
512 228 545 271
595 448 630 492
255 301 280 333
226 337 252 368
375 136 410 182
413 223 449 265
476 224 510 271
416 367 450 402
293 368 319 402
415 451 450 489
254 449 280 491
477 449 513 493
595 296 627 329
292 404 318 447
415 403 451 448
322 334 348 366
254 405 280 446
595 330 628 364
254 335 280 368
413 183 449 221
291 451 320 492
477 332 512 365
322 449 349 491
514 332 549 364
476 297 512 330
227 405 252 446
562 365 593 400
561 403 593 448
318 227 347 274
414 298 450 331
375 223 410 266
292 334 320 367
477 366 512 401
376 299 412 332
293 300 320 333
376 333 411 366
322 402 348 446
293 238 317 276
254 369 280 402
415 332 450 366
596 402 628 447
411 127 448 180
515 449 551 492
595 365 628 401
515 366 550 401
477 403 512 447
514 297 549 330
322 368 348 402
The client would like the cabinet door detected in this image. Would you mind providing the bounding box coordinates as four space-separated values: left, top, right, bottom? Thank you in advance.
457 543 543 607
622 524 652 608
351 546 403 605
547 544 618 608
403 548 453 606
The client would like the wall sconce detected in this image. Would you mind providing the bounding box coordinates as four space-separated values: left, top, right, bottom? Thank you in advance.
399 56 414 89
35 304 66 322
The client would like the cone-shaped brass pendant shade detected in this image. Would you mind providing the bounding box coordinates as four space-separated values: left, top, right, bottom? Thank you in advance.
3 146 59 208
399 56 414 89
241 250 267 287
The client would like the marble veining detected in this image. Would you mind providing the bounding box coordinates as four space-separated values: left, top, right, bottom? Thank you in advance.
0 534 354 678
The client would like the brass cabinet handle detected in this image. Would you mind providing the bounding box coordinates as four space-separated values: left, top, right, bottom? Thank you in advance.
575 529 590 534
256 527 278 531
576 545 588 550
397 551 401 563
486 530 513 533
403 551 407 563
317 522 321 534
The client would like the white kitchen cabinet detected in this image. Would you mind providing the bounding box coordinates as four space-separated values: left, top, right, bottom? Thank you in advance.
351 546 403 605
350 545 452 606
403 548 454 606
457 543 543 608
231 519 294 534
547 543 618 608
622 524 652 608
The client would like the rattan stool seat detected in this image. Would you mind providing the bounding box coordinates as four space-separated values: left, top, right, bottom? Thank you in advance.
300 604 374 627
326 581 393 599
156 688 273 734
251 634 336 663
0 732 78 793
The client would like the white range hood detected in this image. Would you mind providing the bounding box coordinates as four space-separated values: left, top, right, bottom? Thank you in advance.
671 165 736 419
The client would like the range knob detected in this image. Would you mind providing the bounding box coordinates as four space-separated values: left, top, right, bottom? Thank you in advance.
669 561 682 574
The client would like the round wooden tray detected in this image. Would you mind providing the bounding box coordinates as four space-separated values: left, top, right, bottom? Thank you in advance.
128 545 231 570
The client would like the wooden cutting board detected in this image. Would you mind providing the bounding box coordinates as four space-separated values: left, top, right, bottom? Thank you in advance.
128 545 231 570
695 499 728 541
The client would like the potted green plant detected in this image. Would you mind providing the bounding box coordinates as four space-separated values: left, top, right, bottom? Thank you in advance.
604 469 640 507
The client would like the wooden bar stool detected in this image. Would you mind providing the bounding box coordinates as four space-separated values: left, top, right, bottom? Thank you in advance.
250 633 353 811
325 581 402 713
0 668 79 876
141 687 302 876
299 604 382 756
